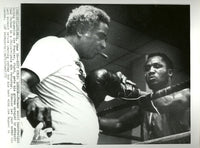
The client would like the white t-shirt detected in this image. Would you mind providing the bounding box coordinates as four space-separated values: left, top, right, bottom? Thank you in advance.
22 36 99 144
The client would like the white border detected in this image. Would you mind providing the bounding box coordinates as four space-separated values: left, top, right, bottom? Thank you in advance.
0 0 199 147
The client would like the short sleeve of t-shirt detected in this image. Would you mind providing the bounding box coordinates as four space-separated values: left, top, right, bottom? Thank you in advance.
22 36 79 81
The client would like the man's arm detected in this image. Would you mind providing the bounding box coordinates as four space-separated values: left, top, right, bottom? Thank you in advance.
21 68 40 102
21 68 52 129
99 106 143 134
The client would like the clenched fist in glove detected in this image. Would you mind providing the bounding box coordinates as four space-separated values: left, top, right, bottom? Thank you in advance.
85 69 141 107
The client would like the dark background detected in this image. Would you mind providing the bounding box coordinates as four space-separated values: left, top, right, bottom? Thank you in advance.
21 4 190 74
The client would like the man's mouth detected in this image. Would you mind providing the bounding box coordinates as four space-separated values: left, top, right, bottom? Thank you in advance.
148 76 156 81
98 52 108 59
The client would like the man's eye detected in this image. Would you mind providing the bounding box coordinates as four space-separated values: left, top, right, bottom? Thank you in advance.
144 66 150 71
153 63 162 68
97 33 106 40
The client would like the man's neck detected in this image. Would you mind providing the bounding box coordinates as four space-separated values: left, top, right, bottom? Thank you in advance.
152 83 170 93
65 35 78 50
64 35 82 58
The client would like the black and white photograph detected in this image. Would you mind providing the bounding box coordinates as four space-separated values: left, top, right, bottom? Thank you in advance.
20 4 191 145
0 0 200 147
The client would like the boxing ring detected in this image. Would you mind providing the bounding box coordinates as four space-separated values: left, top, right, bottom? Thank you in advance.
21 81 190 144
98 81 190 144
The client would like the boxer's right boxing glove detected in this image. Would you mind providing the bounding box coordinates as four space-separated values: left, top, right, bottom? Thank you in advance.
85 69 141 107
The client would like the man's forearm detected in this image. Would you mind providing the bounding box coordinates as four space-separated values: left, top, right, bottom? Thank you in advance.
99 107 142 133
21 79 36 101
21 69 52 129
99 117 122 133
21 69 40 102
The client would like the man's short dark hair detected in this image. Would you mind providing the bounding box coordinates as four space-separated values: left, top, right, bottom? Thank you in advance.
66 5 110 36
146 52 174 69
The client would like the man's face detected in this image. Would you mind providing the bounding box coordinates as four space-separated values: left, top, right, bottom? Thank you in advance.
79 22 109 59
144 56 171 91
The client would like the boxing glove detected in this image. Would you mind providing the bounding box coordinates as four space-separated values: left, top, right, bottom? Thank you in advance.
85 69 140 107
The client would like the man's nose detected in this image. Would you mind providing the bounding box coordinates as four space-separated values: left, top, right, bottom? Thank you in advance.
100 40 106 50
149 66 155 73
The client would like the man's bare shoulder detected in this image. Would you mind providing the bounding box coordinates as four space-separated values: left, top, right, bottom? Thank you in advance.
152 88 190 113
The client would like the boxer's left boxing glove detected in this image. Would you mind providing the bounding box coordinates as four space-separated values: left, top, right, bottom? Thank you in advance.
85 69 140 107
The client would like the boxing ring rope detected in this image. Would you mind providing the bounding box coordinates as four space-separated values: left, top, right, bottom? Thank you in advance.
137 131 190 144
100 131 190 143
98 80 190 116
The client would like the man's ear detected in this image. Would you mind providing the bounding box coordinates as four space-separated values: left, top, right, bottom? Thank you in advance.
168 69 173 77
76 23 88 37
76 26 84 37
